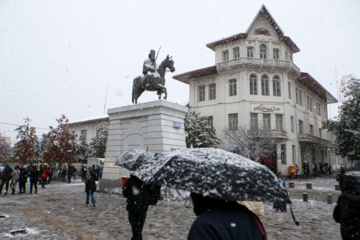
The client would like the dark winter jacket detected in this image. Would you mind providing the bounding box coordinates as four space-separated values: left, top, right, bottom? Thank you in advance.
85 169 98 193
19 167 28 183
29 168 40 182
333 174 360 240
122 175 158 213
2 166 12 181
188 193 267 240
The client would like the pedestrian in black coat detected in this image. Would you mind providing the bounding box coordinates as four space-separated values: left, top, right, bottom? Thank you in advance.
85 167 98 207
0 165 13 195
333 173 360 240
188 193 267 240
122 175 160 240
67 165 74 183
18 165 28 193
29 166 39 194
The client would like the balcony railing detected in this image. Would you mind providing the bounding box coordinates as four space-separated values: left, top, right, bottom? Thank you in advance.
270 129 287 138
217 57 300 73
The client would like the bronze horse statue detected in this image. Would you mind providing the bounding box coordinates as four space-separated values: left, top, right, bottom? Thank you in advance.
132 55 175 104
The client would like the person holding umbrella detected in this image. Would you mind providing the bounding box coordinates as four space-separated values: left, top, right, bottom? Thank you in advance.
122 174 160 240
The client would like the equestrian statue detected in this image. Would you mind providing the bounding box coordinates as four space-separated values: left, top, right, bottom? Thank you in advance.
132 49 175 104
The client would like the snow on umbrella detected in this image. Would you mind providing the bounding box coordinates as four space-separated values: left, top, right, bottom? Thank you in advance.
115 149 154 171
131 148 291 203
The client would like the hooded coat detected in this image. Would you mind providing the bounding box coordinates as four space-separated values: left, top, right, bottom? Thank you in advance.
188 193 267 240
333 174 360 240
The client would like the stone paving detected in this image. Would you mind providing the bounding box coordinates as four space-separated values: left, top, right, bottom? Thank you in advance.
0 177 345 240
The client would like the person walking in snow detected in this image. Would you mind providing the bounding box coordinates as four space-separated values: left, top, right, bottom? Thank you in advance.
29 166 39 194
10 165 20 194
85 167 98 207
122 174 160 240
0 165 12 195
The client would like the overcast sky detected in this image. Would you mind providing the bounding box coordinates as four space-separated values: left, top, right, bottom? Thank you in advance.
1 0 359 143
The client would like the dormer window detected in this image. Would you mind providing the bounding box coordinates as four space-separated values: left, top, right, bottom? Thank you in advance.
260 44 267 59
247 46 254 58
223 50 229 61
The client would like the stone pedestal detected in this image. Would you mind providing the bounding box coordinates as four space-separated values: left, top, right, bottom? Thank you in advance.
99 100 188 193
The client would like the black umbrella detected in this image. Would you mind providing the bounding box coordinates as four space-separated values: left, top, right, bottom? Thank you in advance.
115 149 154 171
123 148 291 203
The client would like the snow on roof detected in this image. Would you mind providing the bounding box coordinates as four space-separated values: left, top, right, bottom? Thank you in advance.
68 115 109 126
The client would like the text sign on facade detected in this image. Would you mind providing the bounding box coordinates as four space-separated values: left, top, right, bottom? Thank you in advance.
253 104 280 112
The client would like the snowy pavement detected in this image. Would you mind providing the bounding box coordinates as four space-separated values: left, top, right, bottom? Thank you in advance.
0 175 349 239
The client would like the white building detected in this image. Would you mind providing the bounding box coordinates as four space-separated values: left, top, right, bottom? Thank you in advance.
174 5 341 174
68 115 109 144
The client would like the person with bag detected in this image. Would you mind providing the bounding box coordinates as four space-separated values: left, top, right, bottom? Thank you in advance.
122 174 160 240
41 165 51 188
85 167 98 207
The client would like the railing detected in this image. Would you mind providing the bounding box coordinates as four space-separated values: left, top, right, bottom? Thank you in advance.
270 129 287 138
217 57 300 73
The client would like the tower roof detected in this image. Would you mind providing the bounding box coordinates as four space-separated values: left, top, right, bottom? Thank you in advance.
206 5 300 53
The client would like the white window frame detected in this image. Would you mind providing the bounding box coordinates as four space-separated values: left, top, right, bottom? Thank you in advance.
261 74 269 96
229 79 237 96
209 83 216 100
228 113 238 131
247 46 254 58
223 50 229 61
250 74 257 95
260 44 267 59
273 75 281 97
198 85 205 102
233 47 240 59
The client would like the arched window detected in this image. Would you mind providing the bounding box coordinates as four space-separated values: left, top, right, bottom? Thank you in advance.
260 44 267 59
250 74 257 95
273 75 281 96
261 74 269 96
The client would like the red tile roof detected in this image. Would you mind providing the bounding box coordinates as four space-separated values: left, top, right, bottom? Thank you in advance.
173 66 217 84
297 72 338 104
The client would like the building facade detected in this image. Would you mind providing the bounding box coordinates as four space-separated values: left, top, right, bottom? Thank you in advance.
174 5 342 174
68 115 109 144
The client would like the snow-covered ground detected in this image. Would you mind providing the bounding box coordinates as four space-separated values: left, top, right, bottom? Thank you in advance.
0 175 353 239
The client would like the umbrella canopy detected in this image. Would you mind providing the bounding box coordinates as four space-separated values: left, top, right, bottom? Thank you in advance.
115 149 154 171
122 148 290 203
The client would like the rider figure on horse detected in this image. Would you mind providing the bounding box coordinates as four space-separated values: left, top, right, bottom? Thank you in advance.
142 49 158 87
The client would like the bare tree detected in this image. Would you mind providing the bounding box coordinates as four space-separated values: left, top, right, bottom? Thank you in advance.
222 125 276 161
